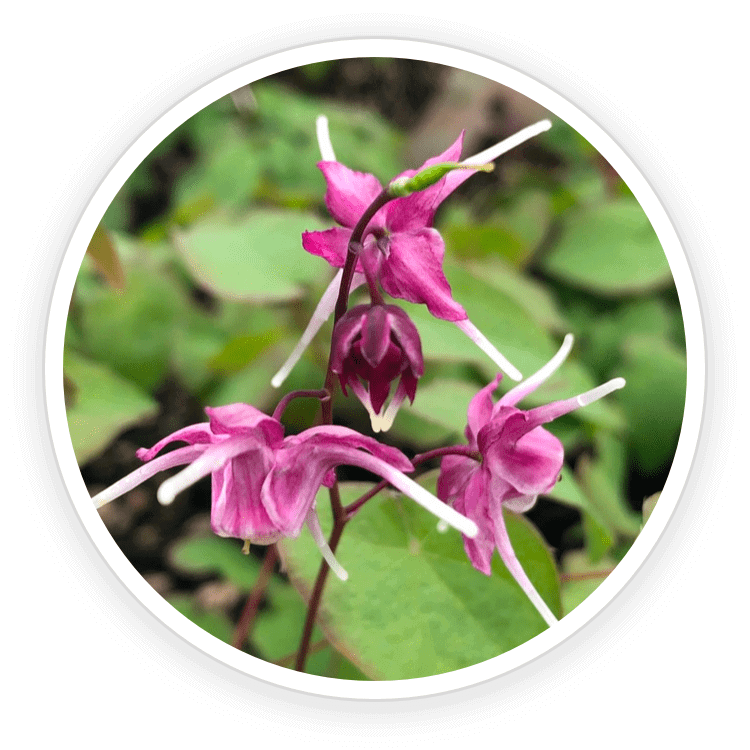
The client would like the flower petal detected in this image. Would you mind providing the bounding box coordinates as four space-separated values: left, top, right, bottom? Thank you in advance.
206 403 285 446
379 229 467 321
466 373 503 446
157 435 268 506
480 413 564 496
302 226 353 268
211 449 279 541
386 306 424 376
453 467 495 575
330 306 368 372
319 161 383 228
437 453 479 504
136 423 215 462
382 132 466 232
360 304 392 367
262 426 412 535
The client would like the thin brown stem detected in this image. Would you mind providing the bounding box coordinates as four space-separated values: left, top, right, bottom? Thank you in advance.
413 445 481 465
334 190 392 323
296 189 396 674
272 388 329 422
276 637 329 668
231 544 278 650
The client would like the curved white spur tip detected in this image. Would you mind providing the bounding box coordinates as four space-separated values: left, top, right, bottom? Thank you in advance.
316 114 336 161
306 508 349 581
454 319 523 381
156 481 178 506
577 377 626 408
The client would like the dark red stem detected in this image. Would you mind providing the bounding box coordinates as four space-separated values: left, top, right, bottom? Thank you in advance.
295 189 396 673
272 388 330 422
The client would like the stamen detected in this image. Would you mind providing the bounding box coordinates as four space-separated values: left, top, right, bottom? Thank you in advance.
576 377 626 407
242 540 251 555
436 520 449 533
454 319 523 381
306 508 348 581
462 120 552 167
500 334 574 407
316 115 336 161
271 271 366 388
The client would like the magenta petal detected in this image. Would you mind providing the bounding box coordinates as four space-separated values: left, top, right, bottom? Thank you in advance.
361 305 391 367
379 229 467 321
330 307 367 372
211 450 279 542
453 468 495 576
466 373 503 447
437 454 479 504
383 133 467 232
480 415 564 496
263 426 413 535
319 161 383 228
293 425 414 472
302 226 353 269
386 307 424 376
136 423 214 462
206 403 285 447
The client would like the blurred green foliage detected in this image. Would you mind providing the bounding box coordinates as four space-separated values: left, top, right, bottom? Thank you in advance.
66 66 687 679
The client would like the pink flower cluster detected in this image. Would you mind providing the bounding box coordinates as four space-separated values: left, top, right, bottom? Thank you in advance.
92 116 626 629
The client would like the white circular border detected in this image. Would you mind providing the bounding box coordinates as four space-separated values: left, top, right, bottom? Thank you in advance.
44 39 704 700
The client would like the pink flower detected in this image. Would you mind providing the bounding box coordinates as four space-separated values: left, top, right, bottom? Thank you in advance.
92 403 478 580
437 335 625 626
271 117 552 392
331 304 423 432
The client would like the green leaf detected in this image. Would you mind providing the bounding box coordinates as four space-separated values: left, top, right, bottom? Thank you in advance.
167 594 234 643
173 210 329 303
541 199 672 295
169 535 262 589
172 126 264 214
77 249 192 392
577 434 641 539
464 257 566 333
168 533 368 678
617 335 686 476
63 349 158 464
279 481 561 680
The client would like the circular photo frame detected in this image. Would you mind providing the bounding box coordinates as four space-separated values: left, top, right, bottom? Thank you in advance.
43 37 707 701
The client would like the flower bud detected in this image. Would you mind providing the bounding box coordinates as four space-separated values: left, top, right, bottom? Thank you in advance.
387 161 494 197
331 304 424 432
